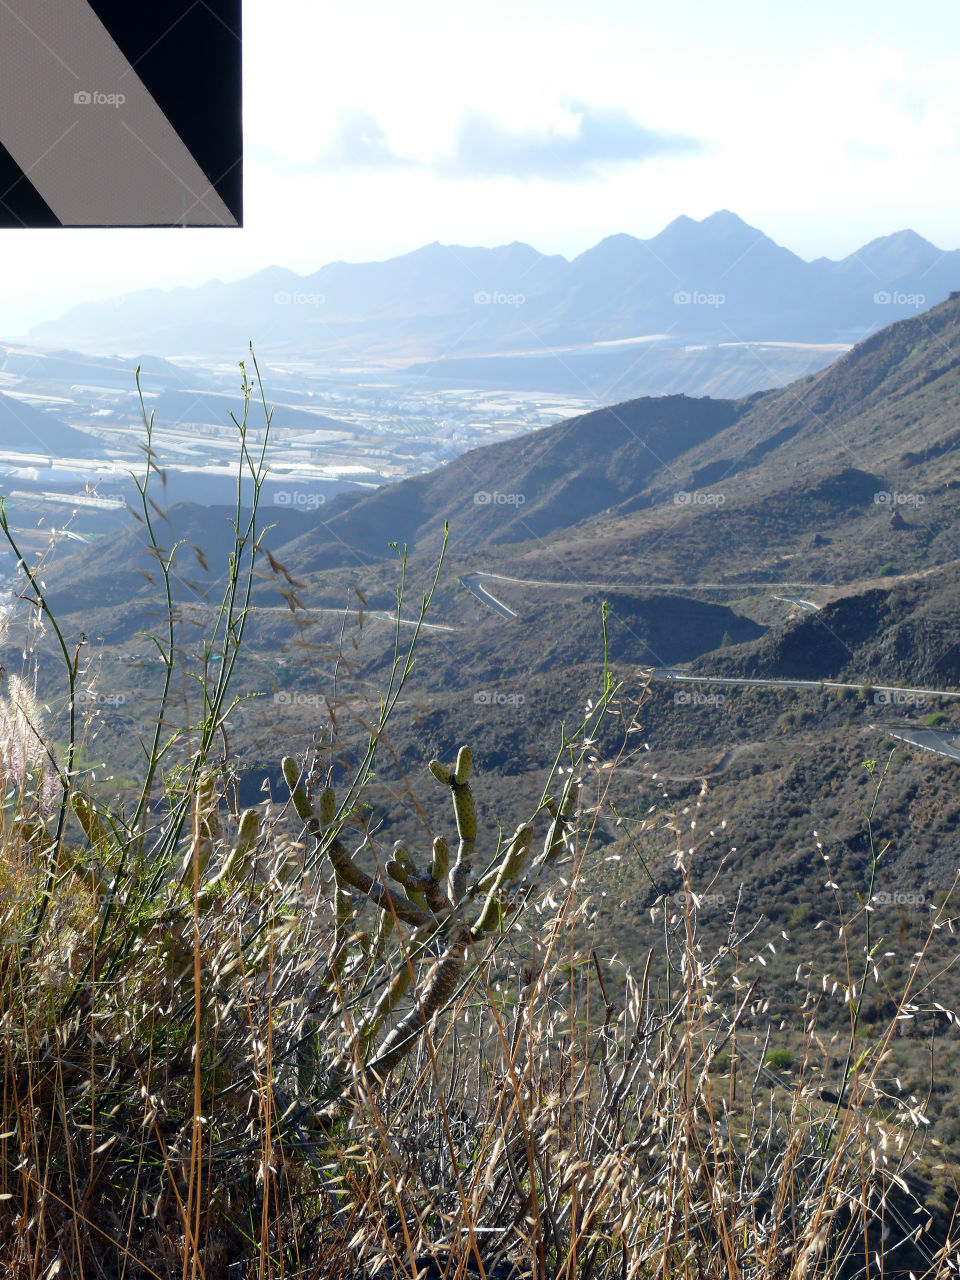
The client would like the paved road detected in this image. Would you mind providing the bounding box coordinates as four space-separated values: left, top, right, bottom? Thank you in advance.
772 594 820 612
180 601 456 633
876 724 960 763
646 667 960 701
459 573 519 620
460 570 828 619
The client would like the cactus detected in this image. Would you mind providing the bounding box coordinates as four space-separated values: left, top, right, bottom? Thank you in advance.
386 841 428 911
427 745 478 908
318 784 336 828
538 777 579 871
428 758 452 785
72 794 115 859
282 756 317 829
276 740 583 1128
196 807 261 910
451 781 477 846
430 835 449 882
472 822 534 936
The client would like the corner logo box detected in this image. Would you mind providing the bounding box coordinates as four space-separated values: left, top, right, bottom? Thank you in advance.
0 1 241 227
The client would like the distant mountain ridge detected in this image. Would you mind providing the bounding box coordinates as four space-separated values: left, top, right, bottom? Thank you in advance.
44 292 960 616
29 212 960 363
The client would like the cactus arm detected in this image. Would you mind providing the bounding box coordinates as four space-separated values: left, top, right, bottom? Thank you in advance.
453 746 472 785
196 807 261 910
533 777 579 875
371 905 395 957
283 756 431 928
430 747 477 906
428 759 452 785
353 914 439 1059
386 843 428 911
430 835 449 882
364 928 470 1077
472 822 534 936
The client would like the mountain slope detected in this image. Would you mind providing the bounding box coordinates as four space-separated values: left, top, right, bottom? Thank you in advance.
0 392 99 457
270 292 960 581
272 393 743 571
41 293 960 626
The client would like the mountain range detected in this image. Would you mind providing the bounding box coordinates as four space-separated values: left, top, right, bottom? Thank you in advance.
28 213 959 379
43 290 960 672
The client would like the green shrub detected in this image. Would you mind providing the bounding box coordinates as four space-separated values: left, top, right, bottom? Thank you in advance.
766 1047 794 1070
788 903 810 930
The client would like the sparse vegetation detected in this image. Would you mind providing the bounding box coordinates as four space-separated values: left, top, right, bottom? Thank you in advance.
1 368 958 1279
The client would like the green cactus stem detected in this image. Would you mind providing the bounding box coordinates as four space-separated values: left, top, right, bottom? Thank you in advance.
452 783 477 845
453 745 472 784
430 835 449 882
428 758 452 785
472 822 534 936
386 842 428 911
197 807 261 910
537 777 579 872
72 794 113 853
318 785 336 828
283 757 431 930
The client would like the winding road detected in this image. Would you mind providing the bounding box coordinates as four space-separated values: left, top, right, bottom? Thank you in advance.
772 594 820 612
458 572 960 765
460 571 827 618
876 724 960 763
644 667 960 702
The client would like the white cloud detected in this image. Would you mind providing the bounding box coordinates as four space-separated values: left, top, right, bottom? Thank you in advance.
1 2 959 336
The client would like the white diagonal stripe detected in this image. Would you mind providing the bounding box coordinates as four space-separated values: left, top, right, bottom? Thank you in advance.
0 0 236 226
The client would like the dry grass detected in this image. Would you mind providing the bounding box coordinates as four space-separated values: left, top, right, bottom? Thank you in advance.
0 686 954 1279
0 366 954 1279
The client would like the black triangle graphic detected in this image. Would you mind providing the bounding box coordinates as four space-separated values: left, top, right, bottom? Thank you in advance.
84 1 242 224
0 137 60 228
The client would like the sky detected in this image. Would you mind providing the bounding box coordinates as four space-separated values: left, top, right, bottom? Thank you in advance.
1 0 959 336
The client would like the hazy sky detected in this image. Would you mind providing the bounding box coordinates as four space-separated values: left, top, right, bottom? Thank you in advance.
1 0 958 336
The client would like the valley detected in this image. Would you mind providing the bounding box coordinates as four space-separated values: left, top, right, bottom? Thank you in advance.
5 271 960 1272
